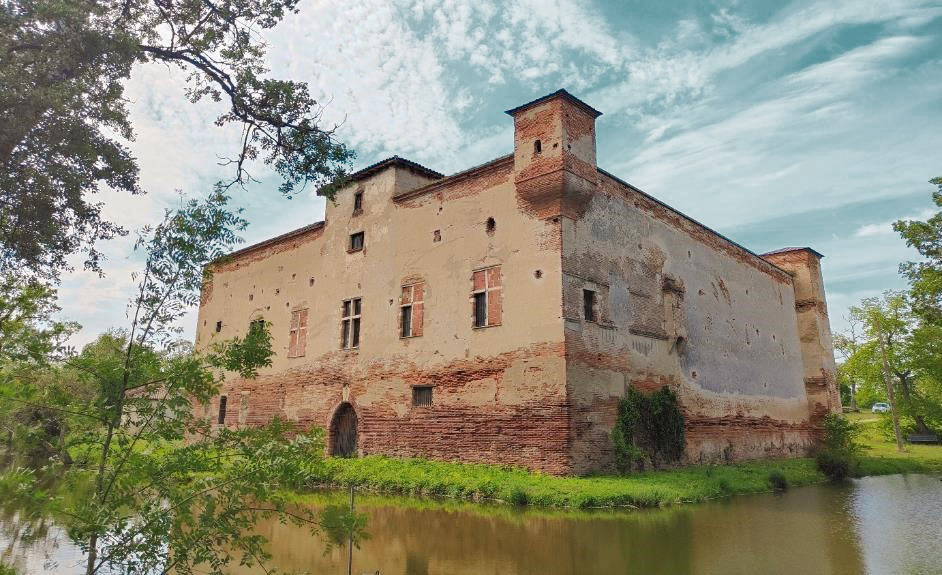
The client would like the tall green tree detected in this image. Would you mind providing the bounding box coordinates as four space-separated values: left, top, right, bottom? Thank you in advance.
0 192 354 575
844 293 941 435
1 0 354 280
894 177 942 324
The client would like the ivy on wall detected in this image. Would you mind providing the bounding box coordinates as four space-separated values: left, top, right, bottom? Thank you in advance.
611 386 686 473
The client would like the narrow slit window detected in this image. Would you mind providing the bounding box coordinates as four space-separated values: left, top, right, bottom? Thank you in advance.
341 297 362 349
583 289 596 322
401 305 412 337
215 320 222 333
473 293 487 327
534 139 542 154
412 386 433 407
217 395 227 424
349 232 364 252
353 191 363 213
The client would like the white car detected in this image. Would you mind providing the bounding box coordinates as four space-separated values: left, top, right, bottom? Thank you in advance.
871 402 890 413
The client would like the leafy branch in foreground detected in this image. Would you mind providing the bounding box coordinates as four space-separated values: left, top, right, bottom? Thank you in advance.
1 0 355 280
0 191 347 575
894 177 942 325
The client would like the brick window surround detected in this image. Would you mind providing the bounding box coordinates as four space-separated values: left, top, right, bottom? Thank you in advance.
287 309 308 358
471 266 502 328
400 283 425 338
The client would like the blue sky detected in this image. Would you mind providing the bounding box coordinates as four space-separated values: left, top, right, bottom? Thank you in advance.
60 0 942 347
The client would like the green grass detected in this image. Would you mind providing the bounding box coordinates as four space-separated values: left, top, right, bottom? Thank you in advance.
308 415 942 509
311 456 824 509
847 411 942 475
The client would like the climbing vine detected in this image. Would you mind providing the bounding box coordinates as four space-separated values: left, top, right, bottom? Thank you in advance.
611 386 686 472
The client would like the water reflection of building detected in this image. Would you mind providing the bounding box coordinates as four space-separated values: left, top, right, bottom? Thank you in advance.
226 488 872 575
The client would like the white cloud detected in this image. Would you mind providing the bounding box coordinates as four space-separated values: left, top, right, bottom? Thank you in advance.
854 208 935 237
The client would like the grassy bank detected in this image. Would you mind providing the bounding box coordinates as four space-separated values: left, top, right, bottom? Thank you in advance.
313 416 941 509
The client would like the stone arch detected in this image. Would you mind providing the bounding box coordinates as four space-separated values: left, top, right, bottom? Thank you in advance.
328 402 358 457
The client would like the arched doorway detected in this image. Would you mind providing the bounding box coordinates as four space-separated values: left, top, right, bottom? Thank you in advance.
329 402 358 457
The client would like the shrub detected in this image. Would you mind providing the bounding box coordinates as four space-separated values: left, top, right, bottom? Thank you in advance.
508 488 530 506
822 414 861 454
611 386 685 473
815 449 853 481
816 414 862 481
767 470 789 491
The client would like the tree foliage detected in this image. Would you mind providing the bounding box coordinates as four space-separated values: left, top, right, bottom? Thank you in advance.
0 192 340 574
894 177 942 324
0 0 354 280
838 293 942 435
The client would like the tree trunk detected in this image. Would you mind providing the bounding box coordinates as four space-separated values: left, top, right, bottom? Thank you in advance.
876 316 905 452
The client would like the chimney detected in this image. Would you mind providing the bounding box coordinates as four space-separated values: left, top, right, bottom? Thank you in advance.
505 89 601 219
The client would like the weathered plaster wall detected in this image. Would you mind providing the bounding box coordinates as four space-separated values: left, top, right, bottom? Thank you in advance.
196 161 571 473
761 249 841 428
563 174 815 472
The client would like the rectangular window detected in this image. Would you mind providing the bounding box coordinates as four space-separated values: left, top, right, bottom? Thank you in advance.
471 266 501 327
473 293 487 327
341 297 361 349
287 309 308 358
349 232 364 252
215 320 222 333
217 395 227 424
399 283 424 337
412 386 433 407
401 305 412 337
583 289 596 322
353 191 363 213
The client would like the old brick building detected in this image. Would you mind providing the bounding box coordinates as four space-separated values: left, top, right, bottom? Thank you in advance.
195 90 840 474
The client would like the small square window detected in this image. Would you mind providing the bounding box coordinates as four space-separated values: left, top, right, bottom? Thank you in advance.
583 289 596 322
412 386 433 407
349 232 364 252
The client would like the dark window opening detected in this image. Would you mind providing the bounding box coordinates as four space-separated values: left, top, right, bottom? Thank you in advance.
473 292 487 327
485 217 496 233
401 305 412 337
353 191 363 213
349 232 364 252
412 386 433 407
342 297 362 349
534 139 542 154
215 320 222 333
583 289 596 322
217 395 227 424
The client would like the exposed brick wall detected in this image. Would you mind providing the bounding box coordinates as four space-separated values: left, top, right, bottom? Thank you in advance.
211 343 572 474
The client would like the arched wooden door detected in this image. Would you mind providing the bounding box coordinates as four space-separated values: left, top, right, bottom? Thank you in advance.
330 403 358 457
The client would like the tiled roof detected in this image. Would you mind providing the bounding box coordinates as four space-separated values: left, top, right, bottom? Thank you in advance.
219 221 325 261
316 156 443 197
761 247 825 258
504 89 602 119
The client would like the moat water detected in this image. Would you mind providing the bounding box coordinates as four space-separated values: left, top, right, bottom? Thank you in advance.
2 474 941 574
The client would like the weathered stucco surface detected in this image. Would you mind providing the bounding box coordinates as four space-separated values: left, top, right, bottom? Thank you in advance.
194 89 839 475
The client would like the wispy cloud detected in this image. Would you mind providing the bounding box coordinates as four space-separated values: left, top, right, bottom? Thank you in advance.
56 0 942 348
855 207 935 237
